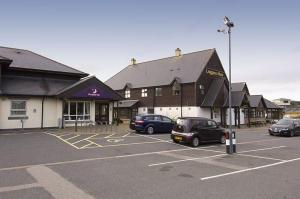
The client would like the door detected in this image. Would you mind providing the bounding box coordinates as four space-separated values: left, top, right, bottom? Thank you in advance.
95 103 109 123
207 120 222 140
161 116 174 132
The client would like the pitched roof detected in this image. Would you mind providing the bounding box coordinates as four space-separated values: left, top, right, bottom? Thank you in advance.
0 46 88 76
117 100 139 108
105 49 216 90
223 91 248 107
248 95 265 108
1 75 77 96
231 82 246 92
201 78 225 107
264 98 282 109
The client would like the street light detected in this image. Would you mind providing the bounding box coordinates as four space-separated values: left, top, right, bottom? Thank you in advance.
218 16 234 154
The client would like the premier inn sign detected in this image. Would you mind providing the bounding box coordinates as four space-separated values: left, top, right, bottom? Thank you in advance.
206 68 224 77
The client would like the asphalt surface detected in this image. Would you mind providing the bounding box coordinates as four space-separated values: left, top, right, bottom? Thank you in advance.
0 128 300 199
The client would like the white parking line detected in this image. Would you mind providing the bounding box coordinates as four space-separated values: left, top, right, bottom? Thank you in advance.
122 133 131 137
237 154 285 161
149 154 227 167
148 146 287 167
201 157 300 181
86 140 165 148
0 183 39 193
104 133 115 138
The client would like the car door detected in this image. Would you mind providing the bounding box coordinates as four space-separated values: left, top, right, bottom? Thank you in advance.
153 115 163 132
295 120 300 135
206 120 221 141
197 120 211 141
161 116 174 132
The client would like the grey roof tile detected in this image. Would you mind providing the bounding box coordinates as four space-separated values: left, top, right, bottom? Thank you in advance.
224 91 248 107
0 46 88 76
248 95 265 108
105 49 215 90
264 98 282 109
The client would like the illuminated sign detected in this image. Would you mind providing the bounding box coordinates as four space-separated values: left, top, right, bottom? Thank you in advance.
206 68 224 77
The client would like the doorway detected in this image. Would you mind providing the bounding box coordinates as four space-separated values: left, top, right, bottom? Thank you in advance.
95 103 109 123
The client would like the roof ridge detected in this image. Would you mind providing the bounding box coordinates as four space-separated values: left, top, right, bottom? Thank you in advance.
105 48 215 83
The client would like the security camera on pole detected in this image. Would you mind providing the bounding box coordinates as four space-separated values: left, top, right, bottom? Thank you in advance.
218 16 236 154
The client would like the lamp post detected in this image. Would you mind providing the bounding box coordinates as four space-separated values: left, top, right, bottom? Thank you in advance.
218 16 234 154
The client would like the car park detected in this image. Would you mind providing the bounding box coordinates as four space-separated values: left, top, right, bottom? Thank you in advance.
171 117 226 147
130 114 174 134
268 118 300 137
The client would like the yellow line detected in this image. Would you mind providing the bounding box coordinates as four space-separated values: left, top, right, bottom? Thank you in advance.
44 132 80 149
104 133 115 138
86 140 164 148
58 133 74 138
65 135 80 141
80 142 94 149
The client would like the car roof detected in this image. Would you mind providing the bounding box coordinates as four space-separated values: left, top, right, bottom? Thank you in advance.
178 117 210 120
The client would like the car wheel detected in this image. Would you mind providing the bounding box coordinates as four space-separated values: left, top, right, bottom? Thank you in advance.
147 126 154 135
220 135 226 144
269 132 274 136
191 137 200 147
290 130 295 137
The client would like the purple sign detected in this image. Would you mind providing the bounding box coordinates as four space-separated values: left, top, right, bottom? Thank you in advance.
73 85 113 99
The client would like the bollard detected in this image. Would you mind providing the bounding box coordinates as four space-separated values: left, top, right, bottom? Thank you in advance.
225 131 230 154
232 131 237 153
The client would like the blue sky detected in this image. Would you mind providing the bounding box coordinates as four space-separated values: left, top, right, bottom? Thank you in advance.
1 0 299 100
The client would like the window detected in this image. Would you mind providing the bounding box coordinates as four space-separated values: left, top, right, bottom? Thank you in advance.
162 117 171 122
63 101 90 121
11 100 26 116
154 116 161 121
207 120 217 128
141 89 148 97
199 84 205 95
148 108 154 114
155 88 162 96
172 81 181 95
125 89 130 98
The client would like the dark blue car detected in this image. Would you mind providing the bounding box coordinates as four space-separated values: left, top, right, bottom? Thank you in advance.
130 114 174 134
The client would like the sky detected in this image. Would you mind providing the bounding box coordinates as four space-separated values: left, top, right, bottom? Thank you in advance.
0 0 299 100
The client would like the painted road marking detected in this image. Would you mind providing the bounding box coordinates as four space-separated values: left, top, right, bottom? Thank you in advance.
65 135 80 141
0 183 39 193
237 154 285 161
27 165 94 199
148 146 286 167
200 157 300 181
0 147 215 172
106 138 124 143
104 133 115 138
85 140 164 148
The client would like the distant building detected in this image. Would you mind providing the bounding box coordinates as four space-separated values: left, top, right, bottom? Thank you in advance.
273 98 300 118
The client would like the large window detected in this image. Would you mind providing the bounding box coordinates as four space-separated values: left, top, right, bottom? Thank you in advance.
172 81 181 95
141 89 148 97
11 100 27 116
125 89 130 98
63 101 90 121
155 88 162 96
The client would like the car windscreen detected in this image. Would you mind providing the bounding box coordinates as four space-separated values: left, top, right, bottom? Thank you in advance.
133 116 143 121
276 119 293 125
173 119 191 132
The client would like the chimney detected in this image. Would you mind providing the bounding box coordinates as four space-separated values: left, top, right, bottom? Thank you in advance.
130 58 136 65
175 48 181 57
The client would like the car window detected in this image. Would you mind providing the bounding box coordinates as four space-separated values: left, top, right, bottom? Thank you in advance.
162 117 171 122
190 120 206 131
207 120 217 128
153 116 162 121
144 116 153 121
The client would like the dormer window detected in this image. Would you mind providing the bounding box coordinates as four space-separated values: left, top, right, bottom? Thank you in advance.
125 88 130 98
172 81 181 95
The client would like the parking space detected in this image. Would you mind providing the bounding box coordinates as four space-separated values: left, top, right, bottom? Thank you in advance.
0 128 300 198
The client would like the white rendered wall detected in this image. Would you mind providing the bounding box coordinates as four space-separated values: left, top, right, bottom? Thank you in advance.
43 98 60 128
240 108 245 124
0 97 42 129
152 106 211 120
138 107 148 115
109 102 113 123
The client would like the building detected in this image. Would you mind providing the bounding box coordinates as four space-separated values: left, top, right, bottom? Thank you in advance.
106 48 229 125
273 98 300 118
0 47 122 130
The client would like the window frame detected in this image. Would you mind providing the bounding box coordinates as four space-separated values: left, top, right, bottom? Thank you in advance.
63 101 91 121
172 81 181 95
10 100 27 117
141 88 148 97
125 89 131 99
155 87 162 96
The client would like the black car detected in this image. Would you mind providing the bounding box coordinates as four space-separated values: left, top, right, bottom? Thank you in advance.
130 114 174 134
268 118 300 137
171 117 226 147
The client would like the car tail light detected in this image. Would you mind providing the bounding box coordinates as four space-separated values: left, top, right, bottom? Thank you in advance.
135 120 144 124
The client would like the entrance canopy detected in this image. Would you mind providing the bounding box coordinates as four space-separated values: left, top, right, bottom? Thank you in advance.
57 76 123 101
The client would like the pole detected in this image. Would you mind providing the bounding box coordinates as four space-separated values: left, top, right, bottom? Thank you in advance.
228 27 233 154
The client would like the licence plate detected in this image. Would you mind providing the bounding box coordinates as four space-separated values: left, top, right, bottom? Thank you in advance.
174 136 182 141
